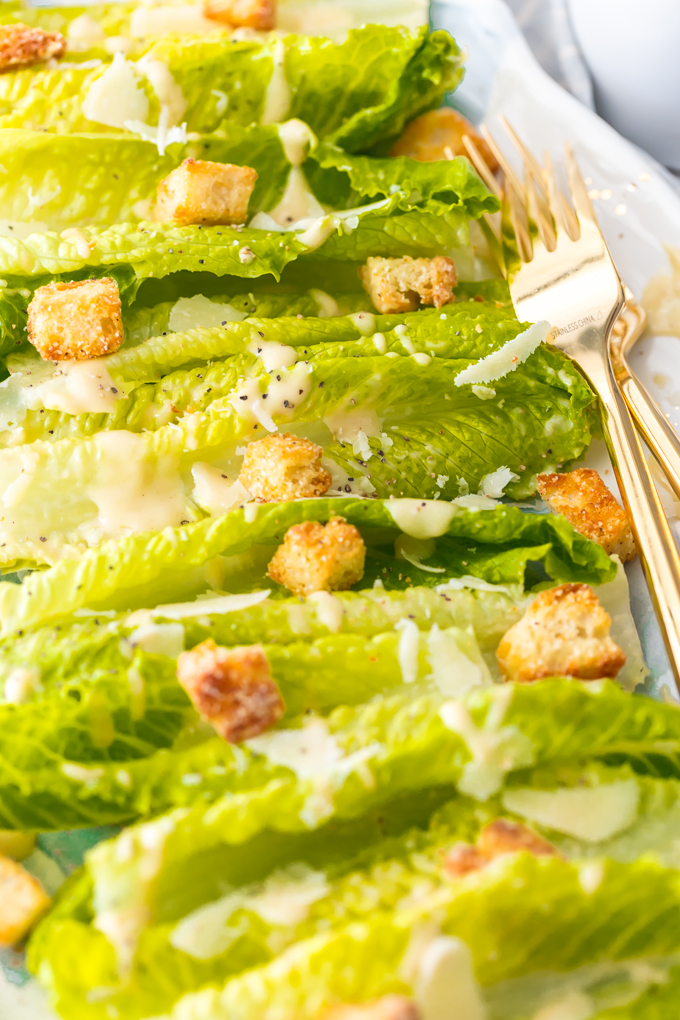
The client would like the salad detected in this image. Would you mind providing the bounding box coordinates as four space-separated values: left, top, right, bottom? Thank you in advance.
0 2 678 1019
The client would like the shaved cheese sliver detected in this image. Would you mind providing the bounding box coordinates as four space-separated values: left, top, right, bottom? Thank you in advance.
454 320 551 386
126 590 269 626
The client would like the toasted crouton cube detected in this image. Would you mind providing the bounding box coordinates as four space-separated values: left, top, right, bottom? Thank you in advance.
0 23 65 71
0 855 51 946
389 108 498 169
155 158 257 226
238 432 331 502
495 582 626 684
537 468 636 562
358 256 456 315
204 0 275 30
267 516 365 597
323 997 421 1020
176 639 284 742
444 819 560 878
27 277 123 361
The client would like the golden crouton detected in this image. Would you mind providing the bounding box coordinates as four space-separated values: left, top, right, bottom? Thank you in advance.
27 277 123 361
238 432 332 502
0 855 51 946
177 639 284 742
444 819 560 878
155 158 257 226
267 516 365 597
204 0 275 30
389 107 498 169
0 23 65 71
358 256 456 315
537 468 636 562
496 582 626 684
323 997 421 1020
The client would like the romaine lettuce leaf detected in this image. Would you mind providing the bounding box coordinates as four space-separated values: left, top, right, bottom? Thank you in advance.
146 855 680 1020
0 128 290 231
40 683 680 956
0 317 598 564
0 27 461 152
0 498 615 632
27 764 680 1020
0 127 497 239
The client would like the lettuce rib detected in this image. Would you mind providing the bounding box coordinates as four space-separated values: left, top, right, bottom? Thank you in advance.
0 498 615 633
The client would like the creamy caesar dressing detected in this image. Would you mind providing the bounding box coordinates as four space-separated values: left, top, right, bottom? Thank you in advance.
60 227 94 260
324 457 376 497
372 332 387 354
295 213 342 251
394 534 444 573
454 321 551 387
87 431 188 536
307 590 344 633
66 13 106 50
61 763 105 785
168 295 247 332
35 359 122 416
261 39 291 125
170 863 329 960
266 167 327 227
387 499 458 539
3 667 41 705
310 289 340 317
502 780 640 843
246 715 380 800
1 447 40 508
277 119 317 166
247 340 298 372
426 625 491 697
127 621 185 658
415 935 488 1020
439 687 535 800
231 363 312 431
323 404 382 444
82 53 149 129
348 311 377 336
246 716 343 779
191 462 251 517
129 5 223 38
395 617 420 684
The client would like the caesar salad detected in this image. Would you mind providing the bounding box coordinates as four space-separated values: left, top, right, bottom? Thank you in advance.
0 3 678 1019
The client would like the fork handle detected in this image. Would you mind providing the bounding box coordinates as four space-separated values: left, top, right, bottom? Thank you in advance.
592 357 680 690
617 364 680 503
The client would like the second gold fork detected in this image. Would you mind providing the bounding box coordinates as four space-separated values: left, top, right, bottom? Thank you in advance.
466 122 680 691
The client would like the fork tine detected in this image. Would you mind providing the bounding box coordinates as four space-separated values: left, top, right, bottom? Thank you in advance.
461 134 501 197
542 150 580 240
479 124 525 197
499 118 556 251
564 141 597 226
499 116 546 194
506 180 533 263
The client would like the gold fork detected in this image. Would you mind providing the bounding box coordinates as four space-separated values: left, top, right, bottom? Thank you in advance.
466 121 680 690
610 292 680 503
